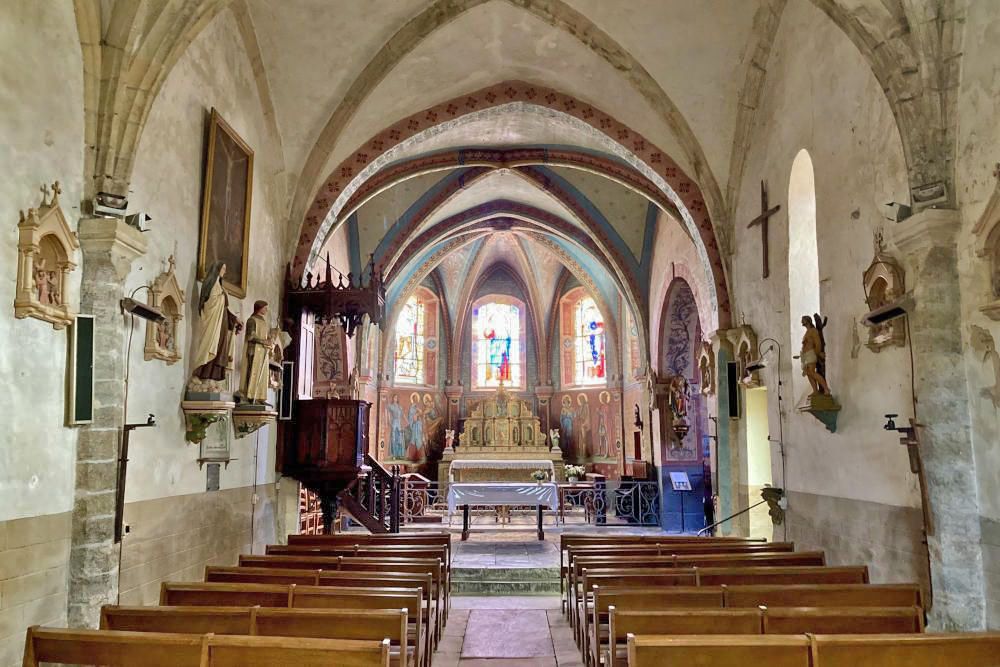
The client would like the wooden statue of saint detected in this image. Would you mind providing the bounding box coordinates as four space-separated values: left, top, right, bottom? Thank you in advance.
799 314 831 396
191 261 242 385
240 300 272 404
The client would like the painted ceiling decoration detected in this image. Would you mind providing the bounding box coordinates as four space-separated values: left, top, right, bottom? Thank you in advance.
293 82 732 328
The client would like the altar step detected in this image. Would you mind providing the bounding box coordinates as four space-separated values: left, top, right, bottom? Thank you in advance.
452 567 561 595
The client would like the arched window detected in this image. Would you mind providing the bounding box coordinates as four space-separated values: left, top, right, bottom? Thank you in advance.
788 149 821 397
574 297 606 385
394 296 425 384
473 300 523 388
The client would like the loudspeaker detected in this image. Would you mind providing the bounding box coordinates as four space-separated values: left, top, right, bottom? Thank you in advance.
279 361 294 420
67 314 95 425
727 361 740 419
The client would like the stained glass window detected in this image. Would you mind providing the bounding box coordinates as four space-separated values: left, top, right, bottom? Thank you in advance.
574 297 606 385
394 297 424 384
474 301 522 388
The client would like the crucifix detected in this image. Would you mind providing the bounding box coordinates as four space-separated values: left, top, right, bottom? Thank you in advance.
747 180 781 279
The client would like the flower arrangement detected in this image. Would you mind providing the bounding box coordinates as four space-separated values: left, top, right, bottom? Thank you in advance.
530 469 549 482
564 465 586 481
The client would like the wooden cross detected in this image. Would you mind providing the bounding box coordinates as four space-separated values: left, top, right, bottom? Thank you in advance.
747 180 781 279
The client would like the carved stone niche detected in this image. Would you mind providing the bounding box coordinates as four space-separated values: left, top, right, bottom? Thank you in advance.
862 252 906 350
144 256 185 364
727 325 759 388
973 164 1000 320
697 340 715 396
13 182 79 329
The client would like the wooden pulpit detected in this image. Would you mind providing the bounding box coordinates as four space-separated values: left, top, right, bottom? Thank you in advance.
279 398 371 531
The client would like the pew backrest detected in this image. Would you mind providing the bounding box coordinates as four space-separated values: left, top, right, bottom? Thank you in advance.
23 627 203 667
101 606 253 635
810 632 1000 665
203 634 390 667
160 582 290 607
698 565 869 586
626 634 812 667
763 607 924 634
723 584 922 609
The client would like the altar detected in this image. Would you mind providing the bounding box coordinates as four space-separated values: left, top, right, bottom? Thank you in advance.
437 384 565 494
448 482 559 540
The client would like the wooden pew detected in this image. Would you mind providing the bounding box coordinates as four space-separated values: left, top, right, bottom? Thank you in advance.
561 541 795 609
603 607 925 667
567 551 825 633
723 583 923 609
558 534 766 604
287 532 452 566
810 632 1000 665
22 626 203 667
583 586 725 666
626 634 812 667
100 605 417 667
762 606 924 634
202 634 391 667
22 627 391 667
606 608 761 667
573 566 869 641
158 582 427 667
240 553 449 632
205 565 439 649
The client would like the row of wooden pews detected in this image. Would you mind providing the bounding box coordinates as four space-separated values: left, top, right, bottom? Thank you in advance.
559 533 1000 667
23 531 452 667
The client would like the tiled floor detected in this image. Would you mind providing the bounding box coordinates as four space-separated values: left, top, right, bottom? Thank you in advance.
432 597 583 667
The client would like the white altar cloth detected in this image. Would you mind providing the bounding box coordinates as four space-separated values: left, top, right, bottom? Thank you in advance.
448 459 555 482
447 482 560 514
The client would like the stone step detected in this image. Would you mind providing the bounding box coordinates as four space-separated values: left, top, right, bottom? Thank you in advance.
451 567 561 595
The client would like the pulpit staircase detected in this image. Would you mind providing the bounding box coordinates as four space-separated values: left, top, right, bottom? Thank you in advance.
337 454 401 534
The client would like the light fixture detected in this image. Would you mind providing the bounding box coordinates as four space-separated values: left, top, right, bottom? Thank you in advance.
883 201 912 223
93 191 128 218
121 297 165 323
862 294 914 326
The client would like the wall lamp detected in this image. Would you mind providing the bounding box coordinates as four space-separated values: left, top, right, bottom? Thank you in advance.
121 296 165 323
862 294 914 327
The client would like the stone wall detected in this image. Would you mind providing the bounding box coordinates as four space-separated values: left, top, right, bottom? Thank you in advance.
0 513 71 667
727 0 922 591
954 0 1000 629
118 485 278 606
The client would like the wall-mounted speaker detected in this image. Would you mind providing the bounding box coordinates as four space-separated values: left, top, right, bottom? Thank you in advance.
727 361 740 420
279 361 294 420
67 314 95 425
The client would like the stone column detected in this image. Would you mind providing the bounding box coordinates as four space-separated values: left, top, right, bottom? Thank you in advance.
891 209 986 630
68 218 147 628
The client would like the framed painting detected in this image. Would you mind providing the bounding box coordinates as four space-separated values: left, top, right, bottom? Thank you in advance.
199 108 253 297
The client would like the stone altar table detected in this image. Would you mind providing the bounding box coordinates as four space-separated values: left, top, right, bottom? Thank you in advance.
448 482 559 541
448 459 556 482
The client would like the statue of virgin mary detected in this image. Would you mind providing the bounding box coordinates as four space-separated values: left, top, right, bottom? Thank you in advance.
191 261 242 386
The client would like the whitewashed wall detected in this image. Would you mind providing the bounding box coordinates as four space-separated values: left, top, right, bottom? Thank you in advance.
729 0 922 584
0 1 84 523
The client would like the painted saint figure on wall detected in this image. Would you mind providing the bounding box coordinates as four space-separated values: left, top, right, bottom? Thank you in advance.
597 391 611 458
407 392 424 461
559 395 575 456
577 393 591 457
387 394 405 459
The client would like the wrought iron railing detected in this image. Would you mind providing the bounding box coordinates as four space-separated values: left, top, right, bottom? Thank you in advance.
399 480 661 527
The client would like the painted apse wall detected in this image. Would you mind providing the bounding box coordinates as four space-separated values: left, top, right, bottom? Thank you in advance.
955 0 1000 627
0 3 83 662
0 6 292 661
730 0 920 587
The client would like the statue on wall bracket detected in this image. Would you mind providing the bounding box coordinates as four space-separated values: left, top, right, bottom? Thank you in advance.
182 259 239 442
797 313 841 432
231 299 278 439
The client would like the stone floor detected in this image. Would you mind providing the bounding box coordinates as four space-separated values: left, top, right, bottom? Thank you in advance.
453 540 559 567
432 597 582 666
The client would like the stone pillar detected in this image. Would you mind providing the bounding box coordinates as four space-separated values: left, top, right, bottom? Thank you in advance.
891 209 986 630
710 330 741 535
68 218 147 628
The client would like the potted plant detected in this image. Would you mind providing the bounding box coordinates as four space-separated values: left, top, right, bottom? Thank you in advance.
530 469 549 485
565 465 586 483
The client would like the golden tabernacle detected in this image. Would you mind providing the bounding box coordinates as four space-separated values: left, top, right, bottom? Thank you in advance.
438 384 565 492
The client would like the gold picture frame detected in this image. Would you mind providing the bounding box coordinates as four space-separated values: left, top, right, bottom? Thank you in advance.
198 108 253 298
